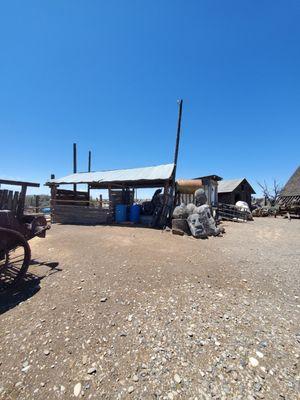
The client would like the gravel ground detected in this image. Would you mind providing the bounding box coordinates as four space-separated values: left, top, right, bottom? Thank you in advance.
0 218 299 400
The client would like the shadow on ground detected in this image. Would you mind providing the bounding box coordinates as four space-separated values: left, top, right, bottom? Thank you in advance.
0 260 61 315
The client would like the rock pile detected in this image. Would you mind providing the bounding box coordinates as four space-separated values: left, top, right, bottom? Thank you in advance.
172 189 224 238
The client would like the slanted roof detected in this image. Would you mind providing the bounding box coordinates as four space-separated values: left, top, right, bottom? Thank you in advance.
46 163 174 187
218 178 255 194
280 166 300 197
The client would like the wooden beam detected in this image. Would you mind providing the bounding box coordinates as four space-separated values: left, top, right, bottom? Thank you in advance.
0 179 40 188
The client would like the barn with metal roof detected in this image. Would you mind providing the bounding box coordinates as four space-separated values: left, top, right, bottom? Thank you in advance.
218 178 255 206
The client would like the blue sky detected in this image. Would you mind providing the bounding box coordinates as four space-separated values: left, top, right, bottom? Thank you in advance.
0 0 299 196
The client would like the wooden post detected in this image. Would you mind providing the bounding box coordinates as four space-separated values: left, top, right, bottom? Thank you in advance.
172 99 183 184
35 195 40 213
88 151 91 172
17 185 27 219
73 143 77 193
164 99 183 226
87 151 91 202
50 185 57 223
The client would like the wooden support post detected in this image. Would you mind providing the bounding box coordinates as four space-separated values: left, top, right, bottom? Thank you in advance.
87 184 90 205
86 151 91 202
50 185 57 223
12 191 19 213
73 143 77 193
17 185 27 219
35 195 40 213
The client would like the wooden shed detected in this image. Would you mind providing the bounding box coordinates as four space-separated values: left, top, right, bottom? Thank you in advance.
217 178 255 206
45 163 175 225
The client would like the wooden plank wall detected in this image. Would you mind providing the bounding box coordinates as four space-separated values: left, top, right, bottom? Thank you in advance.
52 205 113 225
56 189 89 206
0 189 20 212
177 193 195 205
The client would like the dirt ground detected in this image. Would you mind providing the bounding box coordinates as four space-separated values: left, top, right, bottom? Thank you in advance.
0 218 299 400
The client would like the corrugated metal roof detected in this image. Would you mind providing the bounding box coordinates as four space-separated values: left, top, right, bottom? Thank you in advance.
46 163 175 185
218 179 244 193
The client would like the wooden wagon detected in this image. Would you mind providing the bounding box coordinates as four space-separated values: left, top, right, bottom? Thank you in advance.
0 179 50 293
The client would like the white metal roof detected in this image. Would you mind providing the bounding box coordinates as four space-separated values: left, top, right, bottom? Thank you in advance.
46 163 175 185
218 179 244 193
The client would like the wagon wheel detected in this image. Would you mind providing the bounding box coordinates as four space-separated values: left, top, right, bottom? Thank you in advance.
0 228 31 293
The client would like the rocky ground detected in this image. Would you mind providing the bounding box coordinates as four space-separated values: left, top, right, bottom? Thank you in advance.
0 218 299 400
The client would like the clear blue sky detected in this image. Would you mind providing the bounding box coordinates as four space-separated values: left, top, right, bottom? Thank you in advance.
0 0 299 195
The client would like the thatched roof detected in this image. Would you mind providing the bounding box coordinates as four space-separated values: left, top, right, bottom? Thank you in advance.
281 166 300 197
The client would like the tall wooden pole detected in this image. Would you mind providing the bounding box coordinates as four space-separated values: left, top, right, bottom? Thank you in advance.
87 150 91 202
162 99 184 228
172 99 183 185
88 151 91 172
73 143 77 193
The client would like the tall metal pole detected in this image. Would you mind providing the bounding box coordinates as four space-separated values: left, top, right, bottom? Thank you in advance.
88 151 91 172
73 143 77 193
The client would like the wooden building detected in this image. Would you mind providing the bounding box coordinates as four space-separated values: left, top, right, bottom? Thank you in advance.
193 175 222 206
277 166 300 206
46 163 174 225
218 178 255 206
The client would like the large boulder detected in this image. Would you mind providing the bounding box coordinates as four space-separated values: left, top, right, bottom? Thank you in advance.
194 188 207 206
172 203 189 219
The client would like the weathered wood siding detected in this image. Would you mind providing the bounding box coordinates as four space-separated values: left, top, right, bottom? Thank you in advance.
52 205 113 225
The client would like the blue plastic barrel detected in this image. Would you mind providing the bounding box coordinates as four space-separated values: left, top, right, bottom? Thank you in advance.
129 204 141 223
115 204 127 223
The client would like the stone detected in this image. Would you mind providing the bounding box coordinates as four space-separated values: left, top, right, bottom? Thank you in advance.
100 297 107 302
254 383 262 392
74 382 82 397
249 357 259 367
128 386 134 393
44 349 50 356
256 350 264 358
82 355 88 365
174 373 182 383
87 367 97 375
